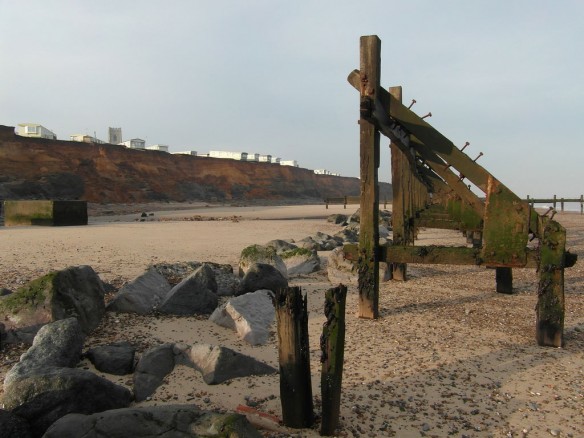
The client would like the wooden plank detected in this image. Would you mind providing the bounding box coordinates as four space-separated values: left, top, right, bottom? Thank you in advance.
357 35 380 319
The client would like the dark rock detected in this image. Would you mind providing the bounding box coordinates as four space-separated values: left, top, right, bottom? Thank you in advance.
43 404 262 438
0 287 12 296
327 213 348 225
3 367 132 437
133 343 181 401
238 263 288 295
0 266 105 336
4 318 83 386
107 269 171 314
265 239 298 254
158 265 218 315
0 409 32 438
86 341 136 375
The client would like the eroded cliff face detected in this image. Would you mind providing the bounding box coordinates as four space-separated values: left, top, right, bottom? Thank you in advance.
0 126 391 204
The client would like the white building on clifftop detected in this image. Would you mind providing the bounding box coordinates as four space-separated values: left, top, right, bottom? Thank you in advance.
16 123 57 140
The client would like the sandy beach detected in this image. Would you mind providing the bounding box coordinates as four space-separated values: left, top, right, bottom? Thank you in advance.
1 204 583 437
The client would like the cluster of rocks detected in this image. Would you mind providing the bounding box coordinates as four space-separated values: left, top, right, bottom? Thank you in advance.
0 210 391 437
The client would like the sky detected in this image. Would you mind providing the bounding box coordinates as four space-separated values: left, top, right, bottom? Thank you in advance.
1 0 583 200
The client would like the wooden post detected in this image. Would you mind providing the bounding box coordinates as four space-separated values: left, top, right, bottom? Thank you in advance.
274 287 314 428
561 198 565 212
553 194 557 209
536 217 566 347
581 194 583 215
495 267 513 294
357 35 380 318
389 85 409 281
320 285 347 436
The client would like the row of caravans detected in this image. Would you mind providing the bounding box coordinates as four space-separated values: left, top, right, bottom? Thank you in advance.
174 150 299 167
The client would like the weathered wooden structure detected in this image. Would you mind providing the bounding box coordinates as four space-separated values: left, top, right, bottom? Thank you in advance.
347 35 577 347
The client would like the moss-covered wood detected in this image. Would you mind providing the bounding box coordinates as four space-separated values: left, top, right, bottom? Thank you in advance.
536 218 566 347
320 285 347 436
273 287 314 428
357 35 380 319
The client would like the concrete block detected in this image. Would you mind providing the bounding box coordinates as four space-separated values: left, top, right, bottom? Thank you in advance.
3 200 87 226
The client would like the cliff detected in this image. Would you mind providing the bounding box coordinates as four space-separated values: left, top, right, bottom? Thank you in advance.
0 125 392 204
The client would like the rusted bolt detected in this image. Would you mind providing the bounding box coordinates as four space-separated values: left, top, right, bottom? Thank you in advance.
458 173 466 182
460 141 470 152
421 112 432 120
444 163 452 171
472 152 483 162
407 99 417 109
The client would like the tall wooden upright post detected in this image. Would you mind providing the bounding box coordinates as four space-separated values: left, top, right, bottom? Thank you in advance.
389 85 409 281
358 35 380 319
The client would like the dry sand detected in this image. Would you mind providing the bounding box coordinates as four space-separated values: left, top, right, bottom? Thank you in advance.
0 204 583 437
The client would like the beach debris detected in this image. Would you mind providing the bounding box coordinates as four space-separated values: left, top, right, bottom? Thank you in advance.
43 404 262 438
107 268 170 315
158 265 218 315
86 341 136 376
238 244 287 279
210 290 275 345
238 263 288 296
0 265 105 339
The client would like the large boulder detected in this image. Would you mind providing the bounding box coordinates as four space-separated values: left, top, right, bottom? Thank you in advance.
209 290 275 345
3 367 132 437
186 344 277 385
327 213 348 225
158 265 218 315
238 244 287 279
43 404 262 438
107 269 171 314
4 318 84 387
265 239 298 254
238 263 288 295
280 248 321 275
152 262 239 297
0 266 105 337
133 343 181 401
86 341 136 376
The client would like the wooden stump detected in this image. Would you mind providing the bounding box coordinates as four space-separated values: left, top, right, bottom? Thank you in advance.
320 285 347 436
496 267 513 294
274 287 314 428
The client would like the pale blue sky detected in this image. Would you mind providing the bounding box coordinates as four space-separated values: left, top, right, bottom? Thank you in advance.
1 1 582 199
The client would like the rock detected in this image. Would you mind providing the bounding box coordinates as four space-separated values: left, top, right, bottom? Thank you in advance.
379 224 390 239
152 261 238 296
280 248 321 275
327 247 391 285
0 287 12 296
206 262 240 296
0 409 32 438
86 341 136 375
0 265 105 336
265 239 298 254
327 247 358 285
43 404 262 438
334 227 359 243
3 367 132 437
158 265 219 315
107 269 171 314
296 236 319 251
327 213 348 225
186 344 277 385
238 244 287 279
209 290 275 345
4 318 84 386
238 263 288 295
133 343 180 401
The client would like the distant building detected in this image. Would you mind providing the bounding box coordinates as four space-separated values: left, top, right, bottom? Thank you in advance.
146 144 169 152
120 138 146 149
258 154 272 163
16 123 57 140
70 134 104 144
314 169 340 176
173 150 198 156
209 150 248 160
273 157 281 164
246 153 260 162
109 127 122 145
280 160 299 167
